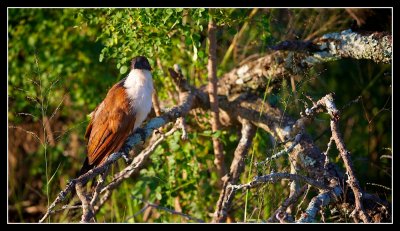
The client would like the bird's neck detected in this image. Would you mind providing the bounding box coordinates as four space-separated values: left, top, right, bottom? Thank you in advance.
123 69 152 90
122 69 153 130
123 69 154 123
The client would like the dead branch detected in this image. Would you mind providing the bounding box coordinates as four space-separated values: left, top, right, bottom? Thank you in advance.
257 132 303 166
299 93 371 222
230 172 329 192
218 30 391 98
297 186 343 223
75 183 95 223
320 94 371 223
212 118 256 222
273 30 391 64
267 185 308 223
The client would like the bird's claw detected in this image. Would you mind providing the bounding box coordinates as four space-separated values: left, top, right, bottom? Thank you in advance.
122 153 131 164
136 128 147 143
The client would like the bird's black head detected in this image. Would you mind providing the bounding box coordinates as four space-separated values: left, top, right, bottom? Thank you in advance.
130 56 152 71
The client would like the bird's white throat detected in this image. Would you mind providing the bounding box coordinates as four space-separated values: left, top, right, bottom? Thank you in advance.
124 69 154 130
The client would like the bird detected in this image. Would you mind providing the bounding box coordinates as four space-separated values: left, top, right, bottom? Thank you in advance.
78 56 154 177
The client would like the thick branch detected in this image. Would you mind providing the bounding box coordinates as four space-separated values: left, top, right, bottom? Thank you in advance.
75 183 94 223
208 15 227 181
272 30 392 64
310 30 392 64
218 29 391 98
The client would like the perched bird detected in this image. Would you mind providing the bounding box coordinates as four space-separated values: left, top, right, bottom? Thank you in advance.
78 56 154 176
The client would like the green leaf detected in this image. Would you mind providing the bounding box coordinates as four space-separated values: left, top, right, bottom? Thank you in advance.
99 53 104 62
169 141 180 152
185 37 192 46
156 191 162 200
192 45 198 61
212 130 222 138
120 65 128 75
201 130 212 137
198 50 205 58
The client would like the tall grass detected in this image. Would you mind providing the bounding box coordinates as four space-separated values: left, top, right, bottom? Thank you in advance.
9 54 66 222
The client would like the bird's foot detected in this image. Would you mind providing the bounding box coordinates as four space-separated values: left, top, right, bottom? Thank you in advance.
122 153 132 165
154 128 162 135
136 128 147 143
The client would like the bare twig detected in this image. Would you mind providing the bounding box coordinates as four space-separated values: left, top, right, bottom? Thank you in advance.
230 173 329 192
267 185 308 223
257 132 302 166
90 168 110 208
177 117 188 140
323 137 334 171
331 120 371 223
366 183 391 191
75 183 95 223
213 118 256 222
297 186 342 223
310 93 371 223
44 205 82 216
171 64 188 141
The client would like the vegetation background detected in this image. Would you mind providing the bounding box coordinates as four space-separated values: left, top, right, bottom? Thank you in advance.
8 8 391 222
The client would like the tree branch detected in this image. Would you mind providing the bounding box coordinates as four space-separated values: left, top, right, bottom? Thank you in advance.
208 13 227 182
297 186 343 223
212 118 256 222
230 172 329 192
322 94 371 223
267 185 308 223
218 29 391 98
75 183 95 223
299 93 371 222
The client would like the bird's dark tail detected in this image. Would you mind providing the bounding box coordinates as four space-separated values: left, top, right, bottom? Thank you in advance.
69 157 93 202
77 157 93 178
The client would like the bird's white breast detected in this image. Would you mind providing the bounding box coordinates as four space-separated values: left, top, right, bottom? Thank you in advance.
123 69 154 131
